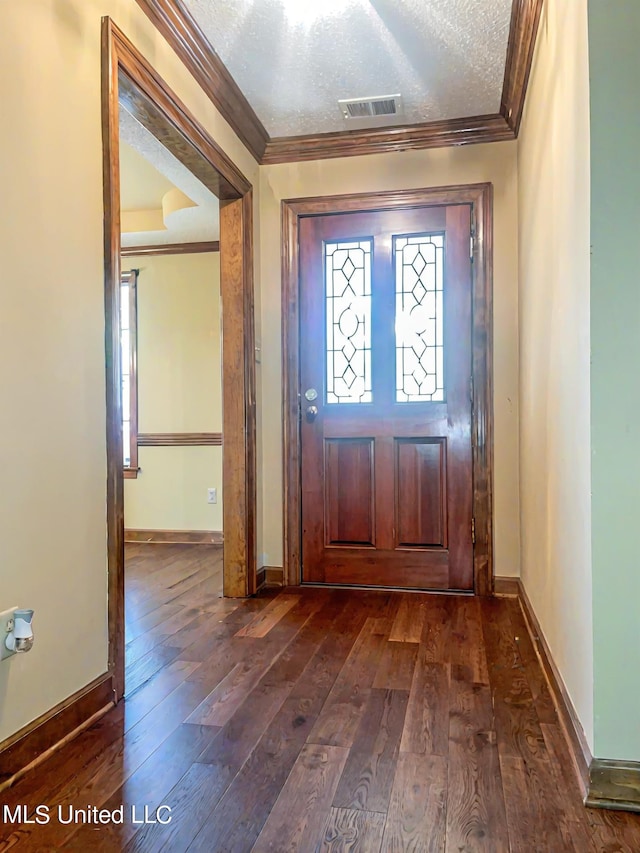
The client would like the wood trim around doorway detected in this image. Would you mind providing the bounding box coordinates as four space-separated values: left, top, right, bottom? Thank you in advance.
102 18 256 702
282 184 494 594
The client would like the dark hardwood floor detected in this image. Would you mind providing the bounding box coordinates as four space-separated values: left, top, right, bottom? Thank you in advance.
1 544 640 851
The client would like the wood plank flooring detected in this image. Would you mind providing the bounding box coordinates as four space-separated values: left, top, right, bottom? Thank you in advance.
1 545 640 851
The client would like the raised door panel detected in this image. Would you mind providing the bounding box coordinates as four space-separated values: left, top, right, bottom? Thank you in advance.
324 438 374 547
395 439 446 548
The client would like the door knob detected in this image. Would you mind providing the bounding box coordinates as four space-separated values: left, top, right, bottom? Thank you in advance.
306 405 318 421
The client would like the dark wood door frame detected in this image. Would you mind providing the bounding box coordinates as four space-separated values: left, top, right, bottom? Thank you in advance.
102 18 257 702
282 184 494 595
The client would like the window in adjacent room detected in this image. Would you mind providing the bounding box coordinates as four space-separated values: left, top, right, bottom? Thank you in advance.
121 269 138 478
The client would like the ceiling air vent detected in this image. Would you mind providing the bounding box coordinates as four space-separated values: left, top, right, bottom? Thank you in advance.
338 94 403 121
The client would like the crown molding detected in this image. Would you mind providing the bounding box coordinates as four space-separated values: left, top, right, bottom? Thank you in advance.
262 114 513 165
134 0 269 162
501 0 545 134
135 0 542 164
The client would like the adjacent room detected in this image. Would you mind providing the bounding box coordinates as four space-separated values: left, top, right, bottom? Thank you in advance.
118 110 225 695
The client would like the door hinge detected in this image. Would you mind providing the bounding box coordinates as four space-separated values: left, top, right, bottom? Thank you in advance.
469 375 474 403
471 517 476 545
470 233 475 261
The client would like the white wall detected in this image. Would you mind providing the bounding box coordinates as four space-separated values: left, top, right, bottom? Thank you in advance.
123 252 223 532
0 0 258 743
259 143 521 577
517 0 593 748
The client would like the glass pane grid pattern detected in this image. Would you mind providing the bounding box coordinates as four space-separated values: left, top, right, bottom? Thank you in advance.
395 233 445 402
325 239 372 404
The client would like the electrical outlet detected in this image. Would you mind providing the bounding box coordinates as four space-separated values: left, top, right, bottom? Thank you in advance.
0 607 18 661
207 488 217 504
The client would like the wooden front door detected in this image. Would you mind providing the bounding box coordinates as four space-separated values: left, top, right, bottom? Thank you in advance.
299 203 474 591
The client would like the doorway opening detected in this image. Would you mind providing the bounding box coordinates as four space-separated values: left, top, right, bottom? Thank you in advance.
282 185 494 595
119 242 223 695
102 19 256 701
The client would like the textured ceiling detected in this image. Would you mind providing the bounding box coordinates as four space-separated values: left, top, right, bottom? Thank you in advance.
182 0 513 137
119 108 219 247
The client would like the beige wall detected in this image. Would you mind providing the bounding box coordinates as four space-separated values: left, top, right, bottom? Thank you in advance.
259 143 521 576
0 0 258 743
517 0 593 748
123 252 222 531
125 446 223 531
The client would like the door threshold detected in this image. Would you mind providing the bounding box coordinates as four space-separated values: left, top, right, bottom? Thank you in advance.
299 582 474 596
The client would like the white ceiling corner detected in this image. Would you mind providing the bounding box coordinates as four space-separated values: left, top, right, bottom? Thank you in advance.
181 0 513 137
